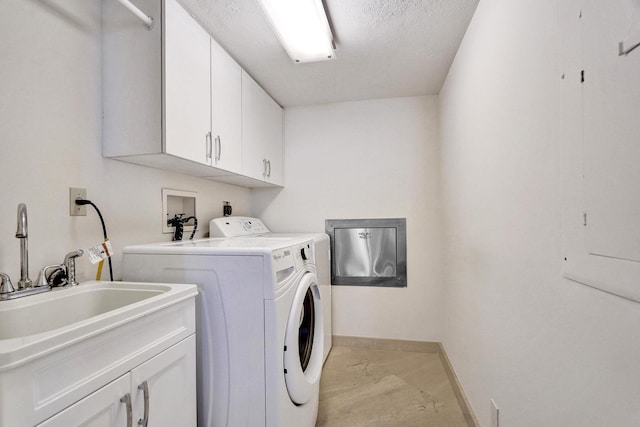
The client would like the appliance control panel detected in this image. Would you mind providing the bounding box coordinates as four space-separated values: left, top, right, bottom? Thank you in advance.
293 241 315 269
210 216 270 237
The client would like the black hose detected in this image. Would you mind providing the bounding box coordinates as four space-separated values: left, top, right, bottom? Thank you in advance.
168 214 198 241
167 215 185 241
75 199 113 281
184 216 198 240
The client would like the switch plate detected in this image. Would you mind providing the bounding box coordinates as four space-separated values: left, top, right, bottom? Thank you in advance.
69 187 87 216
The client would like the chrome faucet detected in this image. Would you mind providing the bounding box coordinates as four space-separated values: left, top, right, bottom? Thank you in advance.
15 203 31 289
0 203 52 300
0 204 87 301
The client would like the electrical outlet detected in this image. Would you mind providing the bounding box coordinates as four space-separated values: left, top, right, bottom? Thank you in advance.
69 187 87 216
491 399 499 427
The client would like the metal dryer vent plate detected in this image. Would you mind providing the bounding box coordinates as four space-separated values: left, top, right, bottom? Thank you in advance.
325 218 406 287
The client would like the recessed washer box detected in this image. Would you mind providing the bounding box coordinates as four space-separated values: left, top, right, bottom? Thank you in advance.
325 218 407 288
161 188 197 234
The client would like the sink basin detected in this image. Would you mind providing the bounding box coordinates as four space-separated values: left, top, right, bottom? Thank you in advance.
0 281 197 369
0 283 169 339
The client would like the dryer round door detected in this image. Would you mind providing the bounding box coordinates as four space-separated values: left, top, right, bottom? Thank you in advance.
283 272 324 405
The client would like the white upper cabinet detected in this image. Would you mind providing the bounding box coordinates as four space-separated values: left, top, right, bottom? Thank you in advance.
210 39 242 172
102 0 283 188
241 70 284 186
164 0 211 165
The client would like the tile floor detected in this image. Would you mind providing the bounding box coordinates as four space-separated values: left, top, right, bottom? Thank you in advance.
316 346 470 427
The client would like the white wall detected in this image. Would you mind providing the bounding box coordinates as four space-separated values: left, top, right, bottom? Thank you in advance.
11 1 640 425
252 96 442 341
0 0 250 283
439 0 640 426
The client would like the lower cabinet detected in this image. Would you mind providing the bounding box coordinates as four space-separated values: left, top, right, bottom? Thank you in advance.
38 335 196 427
37 375 129 427
131 334 196 426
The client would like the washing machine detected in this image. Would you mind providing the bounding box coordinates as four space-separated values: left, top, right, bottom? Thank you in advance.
121 236 323 427
209 217 332 363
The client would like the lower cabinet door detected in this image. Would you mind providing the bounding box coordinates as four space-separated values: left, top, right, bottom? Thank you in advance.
37 374 131 427
131 335 197 427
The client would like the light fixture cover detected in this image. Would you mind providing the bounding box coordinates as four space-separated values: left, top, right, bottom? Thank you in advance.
257 0 335 63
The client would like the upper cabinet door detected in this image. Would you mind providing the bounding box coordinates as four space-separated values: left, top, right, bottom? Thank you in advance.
211 39 242 173
164 0 211 165
263 101 283 185
241 70 284 185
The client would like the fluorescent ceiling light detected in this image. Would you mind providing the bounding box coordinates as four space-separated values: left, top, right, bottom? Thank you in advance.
257 0 336 63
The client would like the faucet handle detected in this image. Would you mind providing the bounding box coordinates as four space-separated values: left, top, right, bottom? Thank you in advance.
35 265 64 288
0 273 15 295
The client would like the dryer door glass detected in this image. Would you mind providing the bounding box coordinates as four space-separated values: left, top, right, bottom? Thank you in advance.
284 273 324 405
298 287 315 371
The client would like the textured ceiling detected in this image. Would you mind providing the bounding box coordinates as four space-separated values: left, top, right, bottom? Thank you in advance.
179 0 479 107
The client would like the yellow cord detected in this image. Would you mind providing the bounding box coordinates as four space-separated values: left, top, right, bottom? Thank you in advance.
96 260 104 281
95 238 109 281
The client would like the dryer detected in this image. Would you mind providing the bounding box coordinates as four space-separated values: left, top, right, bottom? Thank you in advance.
209 217 332 362
122 237 323 427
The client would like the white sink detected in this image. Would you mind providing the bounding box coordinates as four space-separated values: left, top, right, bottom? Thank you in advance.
0 280 198 426
0 281 197 369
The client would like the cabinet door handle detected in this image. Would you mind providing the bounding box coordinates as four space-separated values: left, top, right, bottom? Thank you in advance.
120 393 133 427
137 381 150 427
205 132 212 161
267 159 271 178
215 135 221 162
263 158 267 178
